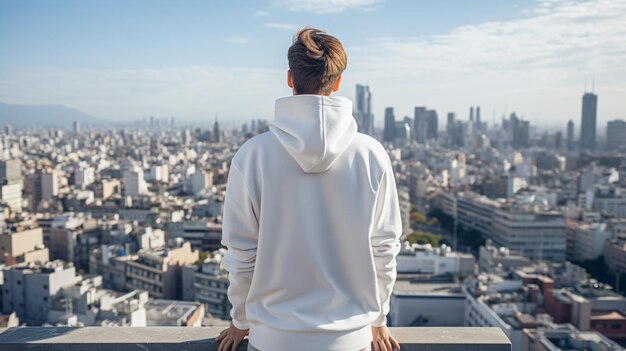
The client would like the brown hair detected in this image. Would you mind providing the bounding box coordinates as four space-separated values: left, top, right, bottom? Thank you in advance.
288 27 347 95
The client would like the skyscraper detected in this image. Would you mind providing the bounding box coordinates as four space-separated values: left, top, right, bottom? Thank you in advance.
394 120 411 141
510 113 529 148
213 115 220 143
566 120 574 151
427 110 438 140
413 107 438 143
554 131 562 150
383 107 396 142
355 84 373 136
413 107 428 143
447 112 457 145
579 92 598 151
607 119 626 149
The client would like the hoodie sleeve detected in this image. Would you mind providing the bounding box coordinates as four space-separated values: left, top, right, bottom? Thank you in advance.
220 162 259 330
370 154 403 327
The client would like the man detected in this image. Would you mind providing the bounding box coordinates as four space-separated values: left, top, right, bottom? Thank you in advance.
216 27 402 351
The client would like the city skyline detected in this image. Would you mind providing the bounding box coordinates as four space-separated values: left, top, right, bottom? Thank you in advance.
1 0 625 127
3 2 626 347
2 70 626 349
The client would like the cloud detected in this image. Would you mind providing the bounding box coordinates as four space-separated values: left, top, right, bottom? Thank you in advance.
2 0 624 128
359 1 626 78
273 0 383 14
264 22 300 31
346 0 626 126
254 10 270 16
226 36 249 44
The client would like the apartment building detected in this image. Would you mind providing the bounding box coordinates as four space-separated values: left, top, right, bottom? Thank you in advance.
397 243 475 276
126 241 198 299
491 207 567 262
567 222 613 261
0 227 49 266
1 260 76 325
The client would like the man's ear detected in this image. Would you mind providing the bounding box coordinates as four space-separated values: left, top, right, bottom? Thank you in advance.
332 75 342 92
287 70 294 88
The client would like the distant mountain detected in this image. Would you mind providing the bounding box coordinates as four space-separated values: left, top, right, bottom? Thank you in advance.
0 102 103 127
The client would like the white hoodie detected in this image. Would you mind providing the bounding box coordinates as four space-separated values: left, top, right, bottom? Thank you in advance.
221 94 403 351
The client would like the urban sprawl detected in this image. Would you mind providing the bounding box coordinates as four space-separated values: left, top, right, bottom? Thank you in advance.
1 85 626 351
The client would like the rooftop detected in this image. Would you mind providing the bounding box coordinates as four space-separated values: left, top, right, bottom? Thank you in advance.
393 278 463 296
0 327 511 351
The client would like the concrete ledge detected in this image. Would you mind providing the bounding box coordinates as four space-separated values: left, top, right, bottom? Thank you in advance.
0 326 511 351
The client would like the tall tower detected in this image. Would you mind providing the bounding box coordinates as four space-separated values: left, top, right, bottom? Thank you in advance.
446 112 456 145
213 115 220 143
355 84 373 136
566 120 574 151
427 110 438 140
607 120 626 149
413 107 428 143
383 107 395 142
580 92 598 151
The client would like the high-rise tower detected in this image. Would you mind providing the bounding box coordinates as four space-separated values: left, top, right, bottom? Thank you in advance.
566 120 574 151
213 115 221 143
580 92 598 151
355 84 373 136
383 107 395 142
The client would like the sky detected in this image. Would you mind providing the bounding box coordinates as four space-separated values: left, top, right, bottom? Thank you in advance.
1 0 625 130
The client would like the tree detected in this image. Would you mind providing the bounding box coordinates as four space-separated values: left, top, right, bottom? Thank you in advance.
405 231 442 246
410 211 427 224
195 251 209 265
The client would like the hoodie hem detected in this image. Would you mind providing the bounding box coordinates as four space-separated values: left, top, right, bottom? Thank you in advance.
248 321 372 351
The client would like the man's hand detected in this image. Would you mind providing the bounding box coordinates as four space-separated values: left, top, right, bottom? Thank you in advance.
216 322 249 351
371 325 401 351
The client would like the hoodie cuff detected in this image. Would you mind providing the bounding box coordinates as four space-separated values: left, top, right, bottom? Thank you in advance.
232 318 250 330
371 313 387 327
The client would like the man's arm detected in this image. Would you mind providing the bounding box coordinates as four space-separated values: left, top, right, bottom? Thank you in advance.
370 154 403 327
220 162 259 330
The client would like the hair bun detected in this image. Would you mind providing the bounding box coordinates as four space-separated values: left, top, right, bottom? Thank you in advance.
298 28 326 60
287 27 347 94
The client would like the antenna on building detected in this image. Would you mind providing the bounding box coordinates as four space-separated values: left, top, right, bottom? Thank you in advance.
592 77 595 93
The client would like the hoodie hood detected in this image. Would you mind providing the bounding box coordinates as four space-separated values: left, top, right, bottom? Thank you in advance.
269 95 358 173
